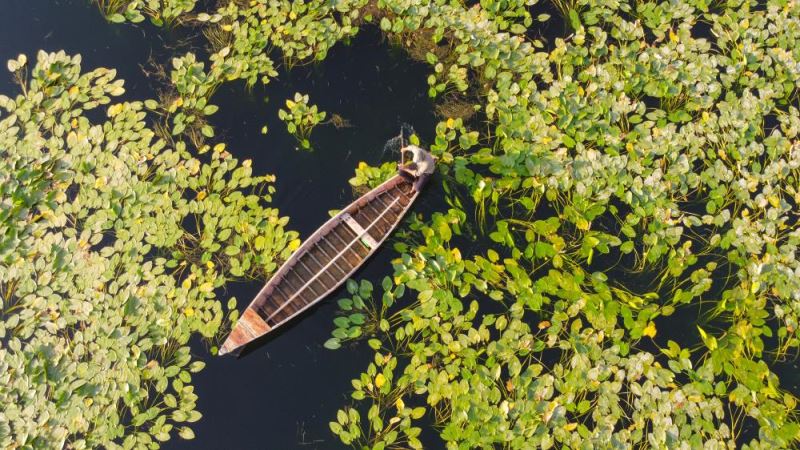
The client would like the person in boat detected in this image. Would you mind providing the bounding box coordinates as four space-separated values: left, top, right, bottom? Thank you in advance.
399 144 436 192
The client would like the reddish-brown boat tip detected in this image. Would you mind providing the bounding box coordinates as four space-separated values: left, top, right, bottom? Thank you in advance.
219 308 271 355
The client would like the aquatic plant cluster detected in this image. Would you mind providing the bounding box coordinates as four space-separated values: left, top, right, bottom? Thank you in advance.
1 0 799 448
0 51 297 447
278 92 327 150
94 0 196 26
324 0 800 448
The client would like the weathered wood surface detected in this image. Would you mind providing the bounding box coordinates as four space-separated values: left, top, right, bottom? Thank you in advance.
219 171 422 355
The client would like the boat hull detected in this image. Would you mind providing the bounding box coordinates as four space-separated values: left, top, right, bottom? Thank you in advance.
219 170 422 355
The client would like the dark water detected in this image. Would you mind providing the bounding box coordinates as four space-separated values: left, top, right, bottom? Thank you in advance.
1 2 436 448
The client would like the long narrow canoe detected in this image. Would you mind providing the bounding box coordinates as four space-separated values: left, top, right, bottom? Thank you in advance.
219 169 426 355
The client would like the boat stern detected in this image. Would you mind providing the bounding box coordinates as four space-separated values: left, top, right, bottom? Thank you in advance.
218 308 272 356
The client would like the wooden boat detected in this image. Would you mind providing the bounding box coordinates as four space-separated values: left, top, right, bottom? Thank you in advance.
219 155 433 355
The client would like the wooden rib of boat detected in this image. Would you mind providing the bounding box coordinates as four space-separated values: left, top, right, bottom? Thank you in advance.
219 168 428 355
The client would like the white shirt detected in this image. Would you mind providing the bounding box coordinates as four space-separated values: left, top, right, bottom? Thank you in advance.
402 145 435 176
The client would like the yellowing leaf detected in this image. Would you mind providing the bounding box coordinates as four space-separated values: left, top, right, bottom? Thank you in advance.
768 195 780 208
395 398 405 410
288 238 301 251
375 373 386 388
642 321 657 338
669 29 678 42
785 394 797 410
108 103 123 117
697 324 719 351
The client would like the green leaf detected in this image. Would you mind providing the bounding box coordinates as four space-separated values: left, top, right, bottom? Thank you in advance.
324 338 341 350
568 9 581 29
178 427 195 440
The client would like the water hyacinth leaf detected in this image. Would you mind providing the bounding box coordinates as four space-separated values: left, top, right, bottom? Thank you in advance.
178 427 195 440
324 338 341 350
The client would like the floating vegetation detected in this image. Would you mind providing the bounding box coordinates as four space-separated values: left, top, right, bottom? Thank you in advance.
93 0 196 26
349 161 399 194
0 51 296 448
278 92 326 151
322 0 800 448
328 113 353 129
0 2 373 445
6 0 800 448
434 95 477 122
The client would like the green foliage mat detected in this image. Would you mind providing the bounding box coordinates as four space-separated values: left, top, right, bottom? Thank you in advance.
0 51 296 448
2 0 800 448
327 0 800 448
